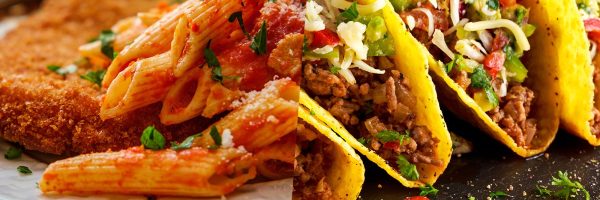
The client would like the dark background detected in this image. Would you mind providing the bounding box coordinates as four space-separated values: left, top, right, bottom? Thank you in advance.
360 109 599 200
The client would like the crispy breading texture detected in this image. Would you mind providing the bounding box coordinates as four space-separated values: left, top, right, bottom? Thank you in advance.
0 0 213 155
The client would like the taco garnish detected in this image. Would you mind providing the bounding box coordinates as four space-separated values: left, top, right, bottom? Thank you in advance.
294 106 364 199
302 0 451 186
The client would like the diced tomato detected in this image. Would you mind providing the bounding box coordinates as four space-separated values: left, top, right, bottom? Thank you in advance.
310 29 340 48
499 0 516 7
404 196 430 200
585 18 600 43
382 141 400 151
483 51 505 78
491 30 509 52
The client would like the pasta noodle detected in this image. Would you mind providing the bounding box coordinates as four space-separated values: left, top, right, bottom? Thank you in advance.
254 133 295 179
39 147 256 197
100 52 174 120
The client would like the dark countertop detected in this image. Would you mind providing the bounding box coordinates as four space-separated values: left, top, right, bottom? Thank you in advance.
360 109 599 200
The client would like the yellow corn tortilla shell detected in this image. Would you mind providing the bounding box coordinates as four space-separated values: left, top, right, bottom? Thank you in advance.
552 0 600 146
424 0 561 157
299 2 452 187
298 106 365 199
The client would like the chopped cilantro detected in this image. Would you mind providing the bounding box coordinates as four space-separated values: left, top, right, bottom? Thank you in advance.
4 146 22 160
357 137 370 146
171 133 202 150
535 185 551 197
551 171 590 200
228 11 250 38
487 0 499 10
397 155 419 180
302 35 309 53
99 30 116 60
250 21 268 55
47 64 77 76
340 2 359 22
470 66 499 107
309 109 316 115
140 126 166 150
375 130 410 143
515 7 527 24
80 70 106 87
209 126 222 149
489 191 507 199
419 184 439 197
17 166 32 175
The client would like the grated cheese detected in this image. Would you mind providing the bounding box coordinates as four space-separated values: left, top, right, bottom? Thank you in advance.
305 1 326 31
432 29 455 59
463 19 531 51
414 8 434 37
222 129 234 148
337 21 368 60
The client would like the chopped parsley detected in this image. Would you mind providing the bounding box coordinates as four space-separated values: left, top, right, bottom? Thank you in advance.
340 2 359 22
4 146 22 160
329 66 341 74
171 133 202 150
47 64 77 76
17 166 32 175
208 126 222 149
551 171 590 200
397 155 419 180
375 130 410 143
140 126 166 150
228 11 250 38
489 191 507 199
80 70 106 87
250 21 268 55
470 66 499 107
99 30 116 60
204 40 238 83
419 184 439 197
487 0 499 10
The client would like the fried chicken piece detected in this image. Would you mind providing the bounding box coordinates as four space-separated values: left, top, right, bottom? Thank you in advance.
0 0 213 155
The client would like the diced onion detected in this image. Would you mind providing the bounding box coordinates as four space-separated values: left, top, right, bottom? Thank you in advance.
337 21 368 60
331 0 386 15
406 15 416 31
469 39 488 54
444 18 469 36
450 0 460 26
498 68 508 97
481 4 497 16
341 46 354 70
313 45 335 54
591 41 598 61
305 1 326 31
414 8 435 37
477 30 493 51
432 29 455 59
463 19 531 51
455 39 485 61
353 59 385 74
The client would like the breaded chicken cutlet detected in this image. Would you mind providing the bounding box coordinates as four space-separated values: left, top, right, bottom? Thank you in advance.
0 0 214 155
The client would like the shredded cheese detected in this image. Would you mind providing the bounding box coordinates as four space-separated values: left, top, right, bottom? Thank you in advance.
428 0 438 8
455 39 485 61
498 68 508 97
444 18 469 36
406 15 416 31
353 60 385 74
432 29 455 59
337 21 368 60
463 19 531 51
450 0 460 26
477 30 493 51
313 45 335 54
591 41 598 62
222 129 234 148
305 1 326 31
414 8 435 37
481 4 497 16
331 0 386 15
469 39 488 55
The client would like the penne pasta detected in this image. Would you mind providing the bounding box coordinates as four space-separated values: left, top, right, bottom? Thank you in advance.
254 133 295 179
39 147 256 197
100 52 175 120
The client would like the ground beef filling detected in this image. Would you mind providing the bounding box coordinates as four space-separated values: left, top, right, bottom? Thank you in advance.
487 85 537 147
591 65 600 137
303 57 441 167
294 121 334 200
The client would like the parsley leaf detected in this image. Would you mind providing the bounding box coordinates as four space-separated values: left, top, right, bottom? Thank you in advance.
228 11 250 38
4 146 22 160
209 126 222 149
17 166 32 175
80 70 106 87
329 66 341 74
375 130 410 143
171 133 202 150
551 171 590 200
250 21 268 55
487 0 499 10
99 30 116 60
340 2 359 22
397 155 419 180
489 191 507 199
140 126 166 150
204 40 225 83
47 64 77 76
419 184 439 197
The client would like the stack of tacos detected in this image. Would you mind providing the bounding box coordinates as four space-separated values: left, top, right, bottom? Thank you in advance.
300 0 452 187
